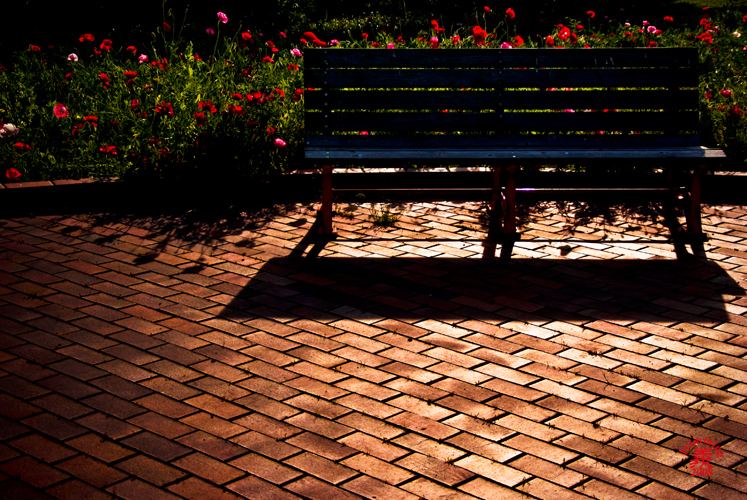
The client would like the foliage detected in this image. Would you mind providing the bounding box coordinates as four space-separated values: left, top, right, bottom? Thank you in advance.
2 2 747 183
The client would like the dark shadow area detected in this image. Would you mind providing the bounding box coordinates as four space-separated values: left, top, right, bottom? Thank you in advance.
219 255 744 326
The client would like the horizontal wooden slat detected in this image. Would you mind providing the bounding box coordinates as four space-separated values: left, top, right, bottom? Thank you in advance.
305 111 699 132
306 135 703 148
305 68 698 89
306 89 699 111
305 48 698 69
305 146 726 161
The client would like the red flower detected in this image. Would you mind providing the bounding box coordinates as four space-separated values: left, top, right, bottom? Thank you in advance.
199 101 217 113
30 45 41 52
293 88 304 102
14 142 32 152
664 16 674 22
127 46 137 54
226 105 244 116
473 26 488 45
232 92 243 100
266 126 276 135
130 99 141 109
84 116 99 126
163 23 172 32
194 112 207 126
513 35 524 46
123 70 137 78
506 8 515 19
287 64 299 71
696 32 713 44
98 145 117 155
431 20 445 33
484 6 491 12
241 32 253 41
586 10 595 18
5 168 21 181
545 35 555 46
558 26 571 40
71 123 83 136
262 56 274 63
362 33 368 39
155 101 175 117
99 73 110 88
100 39 113 52
79 33 95 42
302 31 326 46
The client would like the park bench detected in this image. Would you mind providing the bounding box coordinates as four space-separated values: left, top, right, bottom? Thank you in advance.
304 47 726 258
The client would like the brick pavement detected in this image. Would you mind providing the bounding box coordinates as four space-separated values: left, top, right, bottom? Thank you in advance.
0 198 746 499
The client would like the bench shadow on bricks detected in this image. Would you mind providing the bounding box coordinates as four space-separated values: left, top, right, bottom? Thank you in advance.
218 256 743 326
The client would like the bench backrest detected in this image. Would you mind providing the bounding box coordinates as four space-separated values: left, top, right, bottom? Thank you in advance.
304 48 701 149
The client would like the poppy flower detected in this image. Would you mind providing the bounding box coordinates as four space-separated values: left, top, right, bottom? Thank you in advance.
53 103 68 118
267 126 276 135
127 46 137 54
291 48 302 57
558 27 571 40
79 33 94 42
484 6 491 12
431 20 445 33
130 99 141 109
138 54 149 63
99 73 110 88
274 138 287 148
14 142 32 152
545 35 555 45
70 123 82 136
5 168 21 181
287 64 299 71
124 71 137 78
362 33 369 39
473 26 488 45
30 45 41 52
329 39 339 46
500 42 512 48
206 28 215 35
217 11 228 23
98 145 117 155
262 56 275 63
68 53 78 61
242 32 253 42
155 101 175 117
513 35 524 46
452 35 461 45
100 39 113 52
293 88 304 101
506 8 515 19
163 23 172 32
84 116 98 125
722 89 732 98
664 16 674 22
587 11 595 18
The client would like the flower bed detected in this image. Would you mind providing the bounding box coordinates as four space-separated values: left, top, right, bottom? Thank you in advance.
1 5 746 183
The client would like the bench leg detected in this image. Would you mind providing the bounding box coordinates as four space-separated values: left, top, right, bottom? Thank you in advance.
685 165 705 236
318 164 335 235
499 165 518 260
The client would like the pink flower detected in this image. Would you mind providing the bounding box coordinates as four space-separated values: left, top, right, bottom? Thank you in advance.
217 12 228 23
53 103 68 118
431 37 439 43
206 28 215 35
387 42 395 48
360 131 369 135
647 25 657 33
67 53 78 61
290 48 302 57
643 20 649 26
280 32 286 38
722 89 732 98
138 54 149 63
274 138 287 148
329 39 339 46
705 91 713 100
500 42 512 48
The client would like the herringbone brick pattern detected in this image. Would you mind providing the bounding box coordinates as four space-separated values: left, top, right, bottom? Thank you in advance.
0 199 746 500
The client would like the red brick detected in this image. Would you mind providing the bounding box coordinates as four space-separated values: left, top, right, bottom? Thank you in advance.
135 393 197 419
127 411 194 439
0 456 68 489
57 454 127 488
227 475 303 500
107 478 183 500
339 432 409 462
8 433 77 463
66 433 135 463
168 477 245 500
285 452 357 484
173 452 244 485
344 475 421 500
180 411 246 439
46 478 115 500
510 454 586 488
121 431 191 461
177 430 246 460
230 431 301 460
